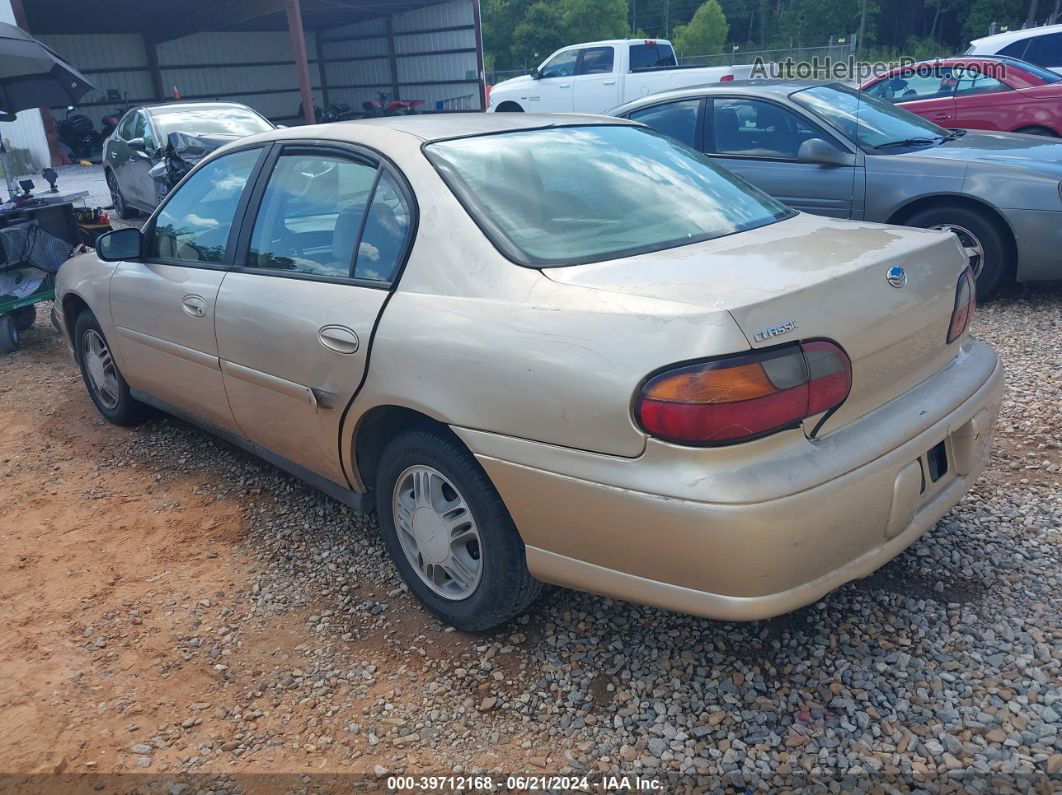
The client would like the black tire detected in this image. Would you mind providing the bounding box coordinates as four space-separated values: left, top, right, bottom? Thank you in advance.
105 169 138 220
905 204 1009 299
375 427 542 631
494 102 524 112
11 304 36 332
1013 125 1057 137
73 310 148 426
0 314 20 353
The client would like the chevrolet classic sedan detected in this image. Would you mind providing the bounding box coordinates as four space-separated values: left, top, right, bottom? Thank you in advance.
611 80 1062 297
55 115 1001 630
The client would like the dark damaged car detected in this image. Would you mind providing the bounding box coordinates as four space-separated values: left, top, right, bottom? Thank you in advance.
103 101 274 218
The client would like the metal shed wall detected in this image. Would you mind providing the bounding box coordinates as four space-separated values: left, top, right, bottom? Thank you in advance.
319 0 482 113
37 0 482 128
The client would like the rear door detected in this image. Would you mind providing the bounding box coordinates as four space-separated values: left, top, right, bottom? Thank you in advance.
703 96 862 218
107 111 136 199
126 110 161 208
571 46 620 112
950 66 1017 131
213 144 415 484
108 146 265 434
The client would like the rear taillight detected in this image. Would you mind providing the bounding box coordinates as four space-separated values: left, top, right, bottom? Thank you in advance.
720 74 735 81
947 266 976 343
635 340 852 445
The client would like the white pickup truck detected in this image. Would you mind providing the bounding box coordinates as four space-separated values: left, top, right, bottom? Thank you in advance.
487 38 753 114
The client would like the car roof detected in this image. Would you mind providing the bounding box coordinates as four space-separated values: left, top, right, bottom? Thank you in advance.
610 79 833 110
326 112 638 142
141 101 258 116
968 22 1062 48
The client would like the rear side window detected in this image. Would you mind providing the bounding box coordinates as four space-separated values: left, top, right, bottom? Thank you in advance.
354 172 412 282
630 43 677 70
627 99 700 147
149 147 260 263
579 47 614 75
998 40 1030 60
1023 32 1062 68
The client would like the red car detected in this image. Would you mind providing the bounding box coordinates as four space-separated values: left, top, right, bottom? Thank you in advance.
861 56 1062 137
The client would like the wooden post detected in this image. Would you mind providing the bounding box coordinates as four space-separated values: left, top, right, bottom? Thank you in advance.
284 0 316 125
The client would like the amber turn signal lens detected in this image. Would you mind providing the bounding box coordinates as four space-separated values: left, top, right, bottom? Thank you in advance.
636 341 852 445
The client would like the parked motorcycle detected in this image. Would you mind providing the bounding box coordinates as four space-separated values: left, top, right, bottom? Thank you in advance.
56 106 101 160
297 100 358 124
100 90 131 139
361 92 425 117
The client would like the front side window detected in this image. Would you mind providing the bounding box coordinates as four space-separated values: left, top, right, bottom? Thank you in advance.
710 98 822 159
133 112 156 150
792 83 948 150
579 47 614 75
425 125 791 266
148 147 261 263
117 111 136 140
248 154 378 278
628 99 700 147
539 49 578 79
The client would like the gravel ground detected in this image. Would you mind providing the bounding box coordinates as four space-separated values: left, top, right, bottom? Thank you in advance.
1 285 1059 791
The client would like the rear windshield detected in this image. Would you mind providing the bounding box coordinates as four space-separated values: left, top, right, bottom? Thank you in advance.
425 125 792 267
630 42 678 70
152 106 274 137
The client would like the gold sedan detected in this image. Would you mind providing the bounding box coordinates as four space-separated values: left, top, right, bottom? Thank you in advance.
54 114 1001 630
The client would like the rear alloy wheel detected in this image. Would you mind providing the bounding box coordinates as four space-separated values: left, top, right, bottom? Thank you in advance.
376 427 542 631
906 205 1007 298
74 310 148 425
105 170 138 220
0 314 20 354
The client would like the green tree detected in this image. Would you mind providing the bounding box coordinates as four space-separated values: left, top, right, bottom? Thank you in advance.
672 0 730 54
510 0 629 66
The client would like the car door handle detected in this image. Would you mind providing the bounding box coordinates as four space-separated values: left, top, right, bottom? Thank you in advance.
181 294 207 318
318 325 359 354
603 80 617 85
933 113 953 120
559 82 572 88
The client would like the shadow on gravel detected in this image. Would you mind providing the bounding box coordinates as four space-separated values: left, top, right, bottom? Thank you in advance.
852 559 985 604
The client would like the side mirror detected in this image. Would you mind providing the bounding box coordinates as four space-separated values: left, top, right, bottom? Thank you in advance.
797 138 855 167
128 137 146 152
96 227 142 262
530 67 540 80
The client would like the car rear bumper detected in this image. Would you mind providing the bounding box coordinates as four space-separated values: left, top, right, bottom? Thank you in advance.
454 339 1003 621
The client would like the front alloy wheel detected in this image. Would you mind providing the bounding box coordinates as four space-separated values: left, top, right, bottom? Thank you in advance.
81 328 121 410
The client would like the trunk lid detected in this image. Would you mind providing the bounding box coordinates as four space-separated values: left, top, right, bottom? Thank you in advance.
543 213 968 436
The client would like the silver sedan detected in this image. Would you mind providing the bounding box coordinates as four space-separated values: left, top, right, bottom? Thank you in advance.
611 80 1062 297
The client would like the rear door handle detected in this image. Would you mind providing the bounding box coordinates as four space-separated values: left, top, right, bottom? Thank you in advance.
318 325 359 354
181 294 207 318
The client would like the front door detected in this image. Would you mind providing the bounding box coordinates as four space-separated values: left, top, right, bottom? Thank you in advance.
109 146 264 434
705 97 861 218
214 146 414 484
530 48 578 112
125 110 161 209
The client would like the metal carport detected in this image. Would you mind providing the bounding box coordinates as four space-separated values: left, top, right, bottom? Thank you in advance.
16 0 484 160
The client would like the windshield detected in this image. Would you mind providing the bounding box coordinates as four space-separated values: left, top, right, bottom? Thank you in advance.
153 106 274 137
425 125 793 266
791 84 949 150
